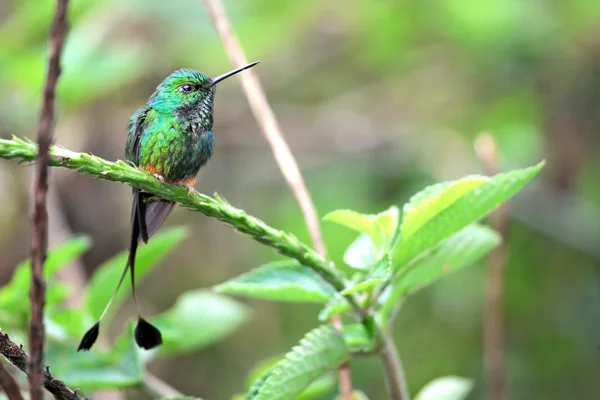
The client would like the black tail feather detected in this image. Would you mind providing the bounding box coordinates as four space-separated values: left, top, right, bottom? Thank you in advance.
77 322 100 351
77 189 169 351
134 317 163 350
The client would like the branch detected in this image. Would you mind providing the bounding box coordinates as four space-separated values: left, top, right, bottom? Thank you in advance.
29 1 69 400
0 137 359 311
0 358 24 400
475 133 508 400
379 330 409 400
200 1 353 397
0 332 83 400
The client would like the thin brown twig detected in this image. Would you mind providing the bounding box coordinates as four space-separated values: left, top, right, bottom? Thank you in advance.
200 1 354 398
29 1 69 400
475 133 508 400
0 359 25 400
0 332 83 400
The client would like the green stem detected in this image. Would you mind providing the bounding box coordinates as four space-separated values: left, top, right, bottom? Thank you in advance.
379 327 410 400
0 136 361 311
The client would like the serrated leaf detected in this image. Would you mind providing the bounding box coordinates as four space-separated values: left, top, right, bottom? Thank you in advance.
248 325 351 400
414 376 473 400
243 355 336 400
401 178 487 240
46 327 142 390
393 162 543 270
324 210 383 249
84 227 188 322
343 234 376 270
215 260 337 303
150 290 248 355
381 224 501 323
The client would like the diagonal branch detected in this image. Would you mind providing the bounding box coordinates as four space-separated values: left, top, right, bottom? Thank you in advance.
0 332 83 400
0 137 359 312
29 1 69 400
200 1 353 397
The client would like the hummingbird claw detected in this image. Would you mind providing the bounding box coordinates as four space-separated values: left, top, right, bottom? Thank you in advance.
184 183 195 195
153 173 165 182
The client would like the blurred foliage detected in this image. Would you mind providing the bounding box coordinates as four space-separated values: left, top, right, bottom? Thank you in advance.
1 0 600 398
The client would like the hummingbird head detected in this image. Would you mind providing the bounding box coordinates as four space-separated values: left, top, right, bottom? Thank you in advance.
149 61 259 127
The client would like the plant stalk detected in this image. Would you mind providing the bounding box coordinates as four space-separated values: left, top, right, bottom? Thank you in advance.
379 328 410 400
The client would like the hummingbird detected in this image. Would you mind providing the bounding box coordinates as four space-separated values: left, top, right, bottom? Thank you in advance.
77 61 259 351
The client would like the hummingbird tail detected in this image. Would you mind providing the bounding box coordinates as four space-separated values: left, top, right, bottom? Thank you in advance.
130 190 163 349
77 190 165 351
141 196 175 240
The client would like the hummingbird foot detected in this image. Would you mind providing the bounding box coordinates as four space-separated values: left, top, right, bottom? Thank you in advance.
153 173 165 182
184 183 195 196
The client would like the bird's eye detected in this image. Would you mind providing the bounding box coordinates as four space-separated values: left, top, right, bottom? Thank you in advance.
180 84 194 93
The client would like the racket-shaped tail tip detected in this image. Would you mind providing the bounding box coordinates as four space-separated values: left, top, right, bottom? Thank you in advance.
134 318 162 350
77 322 100 351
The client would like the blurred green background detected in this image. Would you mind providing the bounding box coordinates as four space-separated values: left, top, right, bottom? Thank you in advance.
1 0 600 399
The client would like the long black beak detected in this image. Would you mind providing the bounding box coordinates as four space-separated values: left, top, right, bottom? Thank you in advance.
208 61 260 87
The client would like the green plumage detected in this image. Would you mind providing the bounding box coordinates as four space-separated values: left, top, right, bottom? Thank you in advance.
126 69 217 183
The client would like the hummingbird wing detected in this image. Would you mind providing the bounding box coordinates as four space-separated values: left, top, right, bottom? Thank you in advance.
127 107 175 243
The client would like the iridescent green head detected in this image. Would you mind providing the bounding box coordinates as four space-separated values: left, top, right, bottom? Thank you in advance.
149 61 259 119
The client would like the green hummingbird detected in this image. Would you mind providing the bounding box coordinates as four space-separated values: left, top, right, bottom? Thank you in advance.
77 61 259 351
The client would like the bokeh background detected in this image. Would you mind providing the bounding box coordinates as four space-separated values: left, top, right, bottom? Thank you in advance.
1 0 600 399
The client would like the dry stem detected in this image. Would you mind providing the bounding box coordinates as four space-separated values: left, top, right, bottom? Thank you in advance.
29 1 69 400
200 0 354 398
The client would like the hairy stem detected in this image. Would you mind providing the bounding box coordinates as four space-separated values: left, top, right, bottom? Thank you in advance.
29 1 69 400
0 137 359 311
379 329 410 400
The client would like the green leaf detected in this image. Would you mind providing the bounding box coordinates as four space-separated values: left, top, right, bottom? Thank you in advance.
244 355 336 400
381 224 500 323
334 390 370 400
343 323 375 353
324 210 383 249
414 376 473 400
341 278 383 296
0 236 91 327
248 325 351 400
374 205 401 247
401 179 487 240
393 162 543 270
342 253 391 296
46 328 142 390
215 260 337 303
343 234 376 270
151 290 248 355
318 297 351 321
297 374 336 400
84 227 188 322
